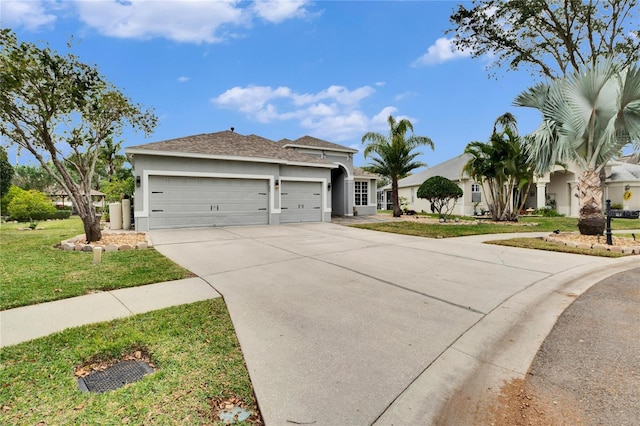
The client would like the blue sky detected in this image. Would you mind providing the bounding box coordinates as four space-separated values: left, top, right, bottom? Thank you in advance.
2 0 545 169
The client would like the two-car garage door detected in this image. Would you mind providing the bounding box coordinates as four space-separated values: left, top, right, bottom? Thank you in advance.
148 176 324 229
149 176 269 229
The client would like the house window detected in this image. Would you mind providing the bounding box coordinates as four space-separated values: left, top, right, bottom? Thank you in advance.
355 181 368 206
471 183 481 203
411 188 414 203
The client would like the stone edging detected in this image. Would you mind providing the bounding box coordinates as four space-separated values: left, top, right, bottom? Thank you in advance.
60 233 152 252
543 235 640 254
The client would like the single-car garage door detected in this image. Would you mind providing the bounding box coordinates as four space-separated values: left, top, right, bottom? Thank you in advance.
149 176 269 229
280 181 323 223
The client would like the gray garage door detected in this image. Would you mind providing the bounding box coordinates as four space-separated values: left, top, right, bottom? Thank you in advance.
280 181 323 223
149 176 269 229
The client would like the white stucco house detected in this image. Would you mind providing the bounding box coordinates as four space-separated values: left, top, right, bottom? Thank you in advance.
381 153 640 217
125 130 378 231
379 154 489 216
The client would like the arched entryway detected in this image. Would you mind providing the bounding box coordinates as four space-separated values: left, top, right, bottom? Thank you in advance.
331 165 348 216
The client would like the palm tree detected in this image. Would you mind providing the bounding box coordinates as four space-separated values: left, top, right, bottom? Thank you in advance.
514 59 640 235
362 115 434 217
463 113 533 221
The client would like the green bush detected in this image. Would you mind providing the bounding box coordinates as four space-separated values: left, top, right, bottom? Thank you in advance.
7 189 56 222
610 202 624 210
533 207 564 217
417 176 463 219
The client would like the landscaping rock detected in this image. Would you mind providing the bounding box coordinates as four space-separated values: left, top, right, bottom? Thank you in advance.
135 242 148 250
82 245 93 252
75 244 84 251
105 244 119 253
119 244 133 251
61 243 75 251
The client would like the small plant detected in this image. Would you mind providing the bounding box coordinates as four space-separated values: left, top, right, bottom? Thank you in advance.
610 202 624 210
534 207 564 217
417 176 463 221
28 220 38 230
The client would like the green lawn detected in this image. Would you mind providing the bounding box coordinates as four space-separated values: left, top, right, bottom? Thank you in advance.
353 216 640 239
0 217 193 310
0 299 259 425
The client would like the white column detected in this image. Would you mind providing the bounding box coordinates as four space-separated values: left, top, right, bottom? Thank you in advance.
536 182 547 210
569 182 580 217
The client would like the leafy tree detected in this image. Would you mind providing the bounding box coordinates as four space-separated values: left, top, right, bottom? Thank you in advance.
0 146 14 201
1 184 21 214
514 59 640 235
448 0 640 78
463 113 533 221
362 115 434 217
417 176 463 220
0 29 156 242
12 165 56 192
7 188 56 223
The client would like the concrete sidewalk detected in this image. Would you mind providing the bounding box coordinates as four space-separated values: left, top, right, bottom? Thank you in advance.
0 277 220 347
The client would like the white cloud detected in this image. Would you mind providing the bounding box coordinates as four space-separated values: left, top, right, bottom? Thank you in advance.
1 1 57 31
394 91 416 101
252 0 310 23
412 37 471 67
177 76 190 83
212 84 399 141
74 0 247 43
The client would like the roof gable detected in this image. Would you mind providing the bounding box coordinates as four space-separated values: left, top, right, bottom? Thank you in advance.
281 135 358 154
381 153 472 189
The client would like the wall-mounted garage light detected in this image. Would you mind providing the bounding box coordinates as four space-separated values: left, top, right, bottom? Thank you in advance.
275 179 280 190
625 184 631 191
328 183 332 191
136 176 141 188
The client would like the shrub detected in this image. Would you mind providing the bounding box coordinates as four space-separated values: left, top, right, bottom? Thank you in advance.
610 202 624 210
417 176 463 220
533 207 564 217
7 189 56 222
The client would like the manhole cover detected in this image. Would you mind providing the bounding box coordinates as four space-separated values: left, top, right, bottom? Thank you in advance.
77 360 154 393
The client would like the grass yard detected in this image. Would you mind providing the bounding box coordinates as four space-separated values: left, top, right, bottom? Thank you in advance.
0 217 193 310
353 216 640 239
0 299 260 425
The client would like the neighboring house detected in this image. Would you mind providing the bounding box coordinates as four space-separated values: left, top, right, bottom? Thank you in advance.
49 187 106 212
125 130 378 231
382 153 640 218
380 153 488 216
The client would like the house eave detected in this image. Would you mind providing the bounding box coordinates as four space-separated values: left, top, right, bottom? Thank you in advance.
125 148 337 169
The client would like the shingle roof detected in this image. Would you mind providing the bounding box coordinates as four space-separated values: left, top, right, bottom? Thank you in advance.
353 167 379 179
608 162 640 181
126 131 333 166
380 153 472 190
281 135 358 153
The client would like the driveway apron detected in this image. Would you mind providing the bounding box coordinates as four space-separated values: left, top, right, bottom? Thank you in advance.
150 223 615 425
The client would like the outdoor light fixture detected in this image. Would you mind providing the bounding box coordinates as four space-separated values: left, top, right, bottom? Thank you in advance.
328 183 332 191
275 179 280 190
136 176 141 187
625 184 631 191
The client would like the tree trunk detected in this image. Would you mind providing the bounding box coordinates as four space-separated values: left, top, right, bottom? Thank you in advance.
576 168 605 235
392 178 402 217
83 213 102 243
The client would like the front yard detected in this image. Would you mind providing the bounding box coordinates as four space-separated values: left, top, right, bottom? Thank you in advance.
1 217 261 425
0 217 193 310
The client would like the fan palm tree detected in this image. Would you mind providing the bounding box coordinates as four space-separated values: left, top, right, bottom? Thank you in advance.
514 59 640 235
362 115 434 217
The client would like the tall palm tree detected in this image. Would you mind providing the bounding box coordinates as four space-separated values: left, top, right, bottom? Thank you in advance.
514 59 640 235
463 113 532 221
362 115 434 217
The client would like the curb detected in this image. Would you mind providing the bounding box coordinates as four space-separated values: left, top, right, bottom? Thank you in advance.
373 255 639 425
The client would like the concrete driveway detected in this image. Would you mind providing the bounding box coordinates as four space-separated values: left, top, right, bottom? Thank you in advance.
150 223 637 425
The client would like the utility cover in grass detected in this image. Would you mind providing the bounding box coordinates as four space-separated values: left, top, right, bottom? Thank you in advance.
77 360 154 393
